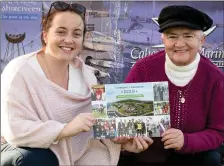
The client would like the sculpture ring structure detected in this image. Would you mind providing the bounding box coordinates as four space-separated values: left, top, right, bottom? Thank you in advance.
5 33 26 43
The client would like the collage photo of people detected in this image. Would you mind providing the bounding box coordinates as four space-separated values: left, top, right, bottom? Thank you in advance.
91 82 170 139
93 115 170 139
91 85 107 118
93 118 116 139
153 82 170 115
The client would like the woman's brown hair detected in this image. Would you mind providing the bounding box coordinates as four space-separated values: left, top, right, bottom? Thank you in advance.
40 7 87 49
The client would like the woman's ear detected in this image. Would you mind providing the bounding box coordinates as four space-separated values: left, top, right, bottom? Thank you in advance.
161 33 165 43
199 31 206 45
42 31 48 44
198 35 205 52
200 35 206 45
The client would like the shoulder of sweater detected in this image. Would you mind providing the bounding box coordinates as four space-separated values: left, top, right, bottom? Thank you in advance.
134 50 165 70
1 51 39 85
70 57 98 87
2 51 38 76
82 64 98 85
199 55 224 81
71 57 97 85
136 50 165 65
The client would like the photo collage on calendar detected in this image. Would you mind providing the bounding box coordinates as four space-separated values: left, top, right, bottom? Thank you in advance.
91 82 170 139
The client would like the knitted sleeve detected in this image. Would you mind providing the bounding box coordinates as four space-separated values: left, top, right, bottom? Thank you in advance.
1 66 66 149
124 60 144 83
180 78 224 153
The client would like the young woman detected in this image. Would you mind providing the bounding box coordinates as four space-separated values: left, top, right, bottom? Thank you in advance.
1 1 153 166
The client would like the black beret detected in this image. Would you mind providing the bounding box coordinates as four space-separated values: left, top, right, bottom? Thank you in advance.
158 5 213 33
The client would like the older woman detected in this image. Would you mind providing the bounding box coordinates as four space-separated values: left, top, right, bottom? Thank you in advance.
118 5 224 166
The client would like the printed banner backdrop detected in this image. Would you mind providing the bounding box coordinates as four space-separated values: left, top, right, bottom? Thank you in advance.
1 1 224 84
1 1 42 71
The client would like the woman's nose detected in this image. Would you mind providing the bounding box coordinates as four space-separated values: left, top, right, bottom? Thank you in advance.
63 35 74 44
174 37 186 47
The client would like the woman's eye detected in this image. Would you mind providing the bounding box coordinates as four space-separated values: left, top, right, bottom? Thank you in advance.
57 31 65 35
168 36 177 39
74 33 82 37
185 35 193 38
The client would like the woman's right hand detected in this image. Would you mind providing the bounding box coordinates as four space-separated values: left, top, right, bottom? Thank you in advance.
121 136 153 153
56 113 96 141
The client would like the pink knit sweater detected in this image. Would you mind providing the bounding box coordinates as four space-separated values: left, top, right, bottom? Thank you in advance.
1 51 121 165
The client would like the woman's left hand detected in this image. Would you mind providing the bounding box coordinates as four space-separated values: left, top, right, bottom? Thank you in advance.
161 128 184 150
111 136 130 144
121 136 153 153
